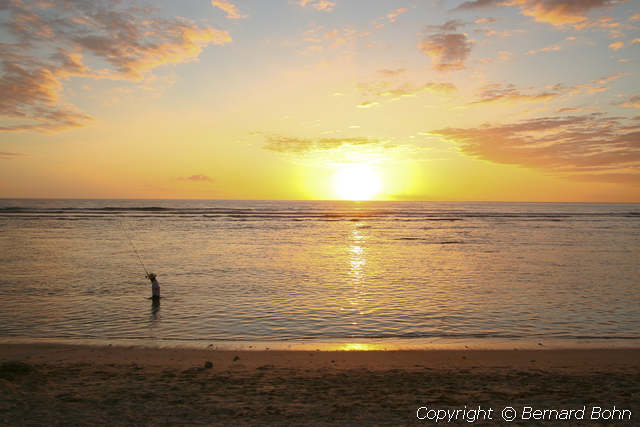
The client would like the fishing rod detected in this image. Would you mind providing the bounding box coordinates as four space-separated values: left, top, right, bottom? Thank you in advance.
119 219 150 277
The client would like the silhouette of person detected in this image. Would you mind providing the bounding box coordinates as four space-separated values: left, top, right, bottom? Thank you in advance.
147 272 160 301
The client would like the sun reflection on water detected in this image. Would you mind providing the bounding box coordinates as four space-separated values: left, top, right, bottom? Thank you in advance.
338 342 375 351
347 226 370 322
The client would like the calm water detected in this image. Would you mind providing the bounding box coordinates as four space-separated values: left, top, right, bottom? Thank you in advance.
0 199 638 348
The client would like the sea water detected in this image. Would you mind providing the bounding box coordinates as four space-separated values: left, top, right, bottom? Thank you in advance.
0 199 638 349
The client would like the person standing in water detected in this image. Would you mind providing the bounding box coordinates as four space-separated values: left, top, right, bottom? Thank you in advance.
147 273 160 300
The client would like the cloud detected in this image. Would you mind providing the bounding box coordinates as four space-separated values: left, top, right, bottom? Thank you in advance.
568 72 629 95
298 24 368 55
298 0 336 12
468 83 560 105
475 17 498 24
263 136 382 153
430 113 640 183
0 151 28 159
0 0 230 133
354 75 457 110
387 8 409 23
497 50 513 61
466 73 628 108
556 106 586 113
357 101 380 109
574 14 628 38
179 174 214 182
357 79 457 107
418 82 458 94
71 23 230 81
211 0 247 19
419 20 472 71
527 36 577 54
358 73 624 112
377 68 405 78
454 0 614 27
528 43 559 54
0 48 93 132
515 0 613 26
617 94 640 109
454 0 501 11
592 73 627 85
425 20 466 33
475 27 516 38
608 41 624 50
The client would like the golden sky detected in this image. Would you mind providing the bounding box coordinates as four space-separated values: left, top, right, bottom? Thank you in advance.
0 0 639 201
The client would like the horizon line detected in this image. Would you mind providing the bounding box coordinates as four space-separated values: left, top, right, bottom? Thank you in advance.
0 197 639 204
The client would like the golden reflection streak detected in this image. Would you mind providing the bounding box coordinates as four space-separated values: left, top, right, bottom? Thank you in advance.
338 343 376 351
347 226 370 323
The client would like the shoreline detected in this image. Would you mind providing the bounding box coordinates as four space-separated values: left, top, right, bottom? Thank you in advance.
2 343 640 371
2 336 639 352
1 343 640 371
2 344 639 424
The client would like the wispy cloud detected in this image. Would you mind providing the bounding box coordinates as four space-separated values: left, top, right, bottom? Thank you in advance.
179 174 214 182
358 79 457 105
419 20 472 71
609 41 624 51
0 0 230 133
475 27 517 38
556 106 587 113
466 73 629 108
568 72 629 95
377 68 405 78
211 0 247 19
515 0 613 26
263 135 383 153
357 101 380 109
617 94 640 109
468 83 560 105
454 0 614 27
431 113 640 183
387 8 409 23
497 50 513 61
454 0 501 11
0 151 29 159
0 44 93 132
298 0 336 12
297 24 368 55
527 36 576 54
475 17 498 24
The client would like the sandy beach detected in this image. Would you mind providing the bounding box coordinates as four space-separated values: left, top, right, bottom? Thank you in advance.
1 344 638 425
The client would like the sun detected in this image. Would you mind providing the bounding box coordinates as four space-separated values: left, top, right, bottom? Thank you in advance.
332 164 381 201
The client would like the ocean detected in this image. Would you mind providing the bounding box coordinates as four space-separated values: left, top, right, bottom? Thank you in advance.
0 199 638 349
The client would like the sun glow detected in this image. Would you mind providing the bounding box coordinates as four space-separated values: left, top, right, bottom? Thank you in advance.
332 164 381 201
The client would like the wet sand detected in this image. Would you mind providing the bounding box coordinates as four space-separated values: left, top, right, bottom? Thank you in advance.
1 344 639 425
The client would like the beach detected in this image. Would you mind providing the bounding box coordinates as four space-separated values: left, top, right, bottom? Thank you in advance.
1 344 638 425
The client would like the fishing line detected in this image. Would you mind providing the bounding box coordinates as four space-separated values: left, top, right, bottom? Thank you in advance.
119 219 149 277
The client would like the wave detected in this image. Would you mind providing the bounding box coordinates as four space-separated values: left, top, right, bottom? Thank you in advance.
1 203 638 222
4 332 639 341
395 238 465 244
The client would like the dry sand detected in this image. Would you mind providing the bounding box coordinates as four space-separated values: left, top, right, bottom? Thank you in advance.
1 344 638 425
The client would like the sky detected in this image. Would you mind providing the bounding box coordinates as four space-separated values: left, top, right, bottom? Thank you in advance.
0 0 639 202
